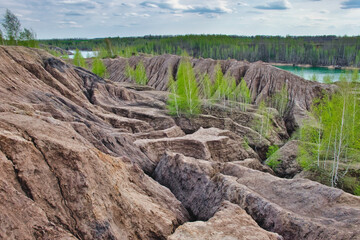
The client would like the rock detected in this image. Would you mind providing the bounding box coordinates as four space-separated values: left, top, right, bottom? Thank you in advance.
232 158 275 174
135 127 258 172
266 140 302 178
0 113 189 239
154 152 360 240
175 114 271 159
168 201 281 240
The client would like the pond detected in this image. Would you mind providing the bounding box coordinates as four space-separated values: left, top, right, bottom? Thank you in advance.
273 65 356 83
68 50 98 59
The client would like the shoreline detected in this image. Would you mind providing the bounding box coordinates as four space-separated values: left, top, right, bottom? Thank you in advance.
269 62 360 70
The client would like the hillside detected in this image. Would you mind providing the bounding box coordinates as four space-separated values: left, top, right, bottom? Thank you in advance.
0 46 359 240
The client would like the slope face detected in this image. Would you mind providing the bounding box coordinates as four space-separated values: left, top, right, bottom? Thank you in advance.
0 46 189 239
105 55 335 132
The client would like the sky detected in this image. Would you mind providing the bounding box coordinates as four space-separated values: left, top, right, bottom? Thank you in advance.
0 0 359 39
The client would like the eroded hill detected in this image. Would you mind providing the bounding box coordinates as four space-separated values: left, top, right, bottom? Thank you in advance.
0 46 359 240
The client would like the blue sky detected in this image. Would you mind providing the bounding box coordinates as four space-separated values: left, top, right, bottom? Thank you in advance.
0 0 359 39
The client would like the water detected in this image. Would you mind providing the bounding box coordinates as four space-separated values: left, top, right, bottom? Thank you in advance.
68 50 98 59
273 65 354 83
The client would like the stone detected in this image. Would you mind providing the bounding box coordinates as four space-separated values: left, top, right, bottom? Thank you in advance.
168 201 282 240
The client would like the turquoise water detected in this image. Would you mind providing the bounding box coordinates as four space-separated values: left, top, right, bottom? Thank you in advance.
274 65 354 83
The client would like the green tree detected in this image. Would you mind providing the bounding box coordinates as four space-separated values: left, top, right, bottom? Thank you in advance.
2 9 21 44
134 61 148 85
167 55 200 116
237 78 252 111
92 56 107 78
19 28 37 47
271 84 288 116
298 78 360 188
73 48 88 68
0 29 3 45
167 69 179 116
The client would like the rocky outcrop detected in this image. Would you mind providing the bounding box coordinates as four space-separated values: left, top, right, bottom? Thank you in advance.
0 46 189 239
134 127 258 172
154 153 360 240
168 201 281 240
105 54 336 133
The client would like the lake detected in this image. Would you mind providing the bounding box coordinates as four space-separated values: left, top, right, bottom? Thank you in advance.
68 50 98 59
273 65 355 83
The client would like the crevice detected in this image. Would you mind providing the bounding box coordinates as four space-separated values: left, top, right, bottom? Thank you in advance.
1 151 34 201
24 131 82 240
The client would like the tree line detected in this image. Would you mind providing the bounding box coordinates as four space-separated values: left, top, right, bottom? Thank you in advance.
40 35 360 67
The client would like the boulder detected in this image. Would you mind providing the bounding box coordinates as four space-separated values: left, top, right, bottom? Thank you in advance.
266 140 302 178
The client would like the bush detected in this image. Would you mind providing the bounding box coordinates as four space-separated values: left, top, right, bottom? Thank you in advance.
125 61 148 85
265 157 281 170
354 185 360 196
73 48 88 68
92 57 107 78
266 145 279 159
167 55 200 116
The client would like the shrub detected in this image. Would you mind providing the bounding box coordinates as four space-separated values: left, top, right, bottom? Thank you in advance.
73 48 88 68
266 145 279 159
265 157 281 170
92 57 107 78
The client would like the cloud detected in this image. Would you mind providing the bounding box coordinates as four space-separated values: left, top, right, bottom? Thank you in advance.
237 2 249 6
57 20 83 28
341 0 360 9
254 0 291 10
65 11 84 16
140 0 232 15
120 3 136 7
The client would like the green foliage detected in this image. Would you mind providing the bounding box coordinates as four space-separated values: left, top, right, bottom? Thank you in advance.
167 55 200 116
212 63 224 97
270 84 288 116
310 74 318 82
265 145 281 170
354 185 360 196
2 9 21 44
298 75 360 187
254 100 273 141
200 73 212 100
266 145 280 159
351 69 359 82
266 158 281 170
73 48 88 68
125 61 148 85
1 9 38 47
92 57 108 78
134 61 148 85
323 74 334 84
167 69 179 116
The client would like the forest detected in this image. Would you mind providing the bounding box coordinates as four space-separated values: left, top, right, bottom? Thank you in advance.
40 35 360 67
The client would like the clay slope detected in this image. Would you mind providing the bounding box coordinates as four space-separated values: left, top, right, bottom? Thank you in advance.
0 46 189 239
105 55 335 132
1 46 359 240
